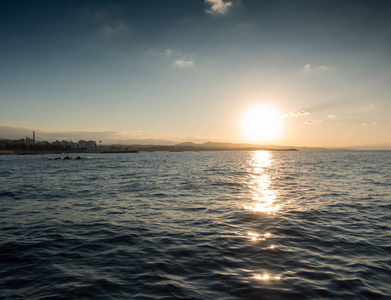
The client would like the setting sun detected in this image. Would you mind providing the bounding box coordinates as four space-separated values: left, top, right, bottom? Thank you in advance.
242 106 282 142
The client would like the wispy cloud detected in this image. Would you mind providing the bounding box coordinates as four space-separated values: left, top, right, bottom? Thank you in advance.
91 4 124 20
284 111 310 117
303 64 311 72
205 0 235 15
301 63 330 73
164 49 173 56
328 114 337 118
163 49 195 67
173 60 194 67
304 120 324 125
100 21 130 37
361 104 376 111
362 122 378 126
83 5 132 38
316 65 330 71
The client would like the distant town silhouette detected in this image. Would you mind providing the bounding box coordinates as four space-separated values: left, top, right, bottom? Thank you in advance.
0 131 306 154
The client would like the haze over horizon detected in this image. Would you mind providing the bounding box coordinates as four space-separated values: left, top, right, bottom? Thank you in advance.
1 0 390 148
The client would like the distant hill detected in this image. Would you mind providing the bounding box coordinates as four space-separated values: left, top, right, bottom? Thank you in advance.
348 143 391 150
175 141 328 151
108 142 299 152
176 142 198 147
117 139 177 146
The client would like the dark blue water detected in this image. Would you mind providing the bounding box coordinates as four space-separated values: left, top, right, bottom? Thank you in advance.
1 151 390 299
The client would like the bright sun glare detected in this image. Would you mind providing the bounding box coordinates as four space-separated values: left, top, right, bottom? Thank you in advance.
242 106 282 142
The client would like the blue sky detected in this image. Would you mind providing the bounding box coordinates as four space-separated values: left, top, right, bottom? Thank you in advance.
1 0 390 147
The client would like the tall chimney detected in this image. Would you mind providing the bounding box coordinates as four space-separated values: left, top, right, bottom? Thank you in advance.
33 131 35 144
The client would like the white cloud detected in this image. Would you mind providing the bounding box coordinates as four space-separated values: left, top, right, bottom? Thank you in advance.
304 120 324 125
205 0 234 15
328 114 337 118
301 63 330 73
173 60 194 67
285 111 310 117
162 49 195 67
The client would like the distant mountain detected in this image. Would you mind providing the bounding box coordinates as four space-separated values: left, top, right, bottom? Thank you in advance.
111 139 177 146
175 141 328 151
348 143 391 150
176 142 198 147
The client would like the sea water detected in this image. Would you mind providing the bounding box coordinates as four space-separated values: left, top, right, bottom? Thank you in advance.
0 151 390 299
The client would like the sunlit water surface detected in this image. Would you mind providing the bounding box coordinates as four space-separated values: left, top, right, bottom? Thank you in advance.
1 151 390 299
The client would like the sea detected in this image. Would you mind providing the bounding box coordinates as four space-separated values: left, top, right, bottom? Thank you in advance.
0 150 390 299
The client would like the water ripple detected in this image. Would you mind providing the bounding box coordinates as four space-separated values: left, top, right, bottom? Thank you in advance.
0 151 390 299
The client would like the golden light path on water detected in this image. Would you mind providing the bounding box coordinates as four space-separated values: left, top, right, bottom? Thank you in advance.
244 151 282 282
244 151 280 214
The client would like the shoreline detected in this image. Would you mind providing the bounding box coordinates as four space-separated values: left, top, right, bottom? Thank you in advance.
0 147 299 155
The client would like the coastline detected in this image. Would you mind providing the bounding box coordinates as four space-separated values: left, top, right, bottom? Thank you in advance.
0 146 299 155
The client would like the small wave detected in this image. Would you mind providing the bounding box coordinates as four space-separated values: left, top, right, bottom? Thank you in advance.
0 191 19 200
0 170 12 177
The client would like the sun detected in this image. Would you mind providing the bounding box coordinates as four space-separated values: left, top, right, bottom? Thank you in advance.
242 106 282 142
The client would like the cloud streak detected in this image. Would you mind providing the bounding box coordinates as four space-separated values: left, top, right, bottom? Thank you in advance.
302 63 330 73
284 111 310 117
362 122 378 126
361 104 376 111
100 21 130 37
316 65 330 71
173 60 194 67
304 120 324 125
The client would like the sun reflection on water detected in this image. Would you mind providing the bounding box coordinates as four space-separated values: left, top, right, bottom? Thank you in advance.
254 274 281 281
247 231 274 243
244 152 283 283
244 151 280 213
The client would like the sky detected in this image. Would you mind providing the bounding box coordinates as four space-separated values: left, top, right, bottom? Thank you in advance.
1 0 391 148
